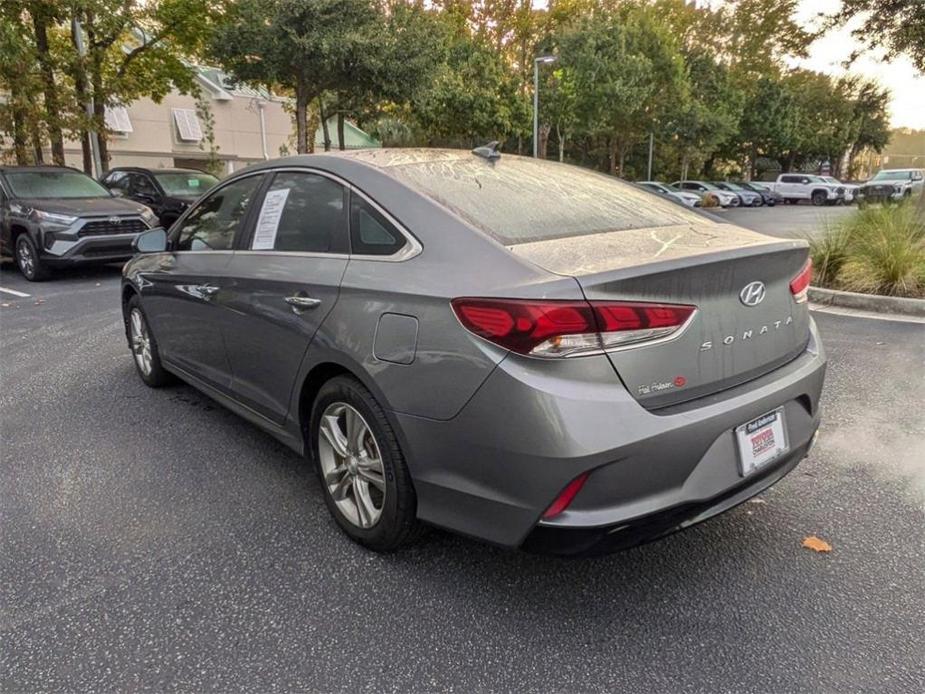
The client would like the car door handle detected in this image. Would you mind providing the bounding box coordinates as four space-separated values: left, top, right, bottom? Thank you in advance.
197 284 220 299
284 295 322 312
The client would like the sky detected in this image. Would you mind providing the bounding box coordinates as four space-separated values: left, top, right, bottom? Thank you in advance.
788 0 924 130
726 0 924 129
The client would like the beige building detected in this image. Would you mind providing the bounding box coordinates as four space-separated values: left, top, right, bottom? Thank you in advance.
60 67 379 175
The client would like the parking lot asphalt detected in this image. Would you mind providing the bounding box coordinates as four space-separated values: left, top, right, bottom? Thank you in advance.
722 201 856 239
1 232 923 692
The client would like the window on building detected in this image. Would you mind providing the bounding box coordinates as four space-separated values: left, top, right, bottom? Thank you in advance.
172 108 203 142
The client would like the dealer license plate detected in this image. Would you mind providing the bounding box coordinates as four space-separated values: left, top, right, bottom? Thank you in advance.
735 407 789 477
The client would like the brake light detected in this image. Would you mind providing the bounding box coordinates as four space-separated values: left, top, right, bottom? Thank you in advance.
789 259 812 303
451 298 696 357
542 472 590 519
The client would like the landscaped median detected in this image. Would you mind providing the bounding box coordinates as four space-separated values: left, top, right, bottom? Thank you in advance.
808 198 925 316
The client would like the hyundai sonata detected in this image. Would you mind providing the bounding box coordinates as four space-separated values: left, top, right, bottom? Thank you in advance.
122 149 825 556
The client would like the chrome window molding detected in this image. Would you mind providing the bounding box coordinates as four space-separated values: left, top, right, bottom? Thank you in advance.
168 165 423 261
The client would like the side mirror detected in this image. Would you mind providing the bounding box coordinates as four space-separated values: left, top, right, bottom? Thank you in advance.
133 227 168 253
110 189 124 197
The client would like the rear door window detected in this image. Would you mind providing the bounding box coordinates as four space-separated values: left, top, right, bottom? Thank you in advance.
249 172 347 253
382 155 705 245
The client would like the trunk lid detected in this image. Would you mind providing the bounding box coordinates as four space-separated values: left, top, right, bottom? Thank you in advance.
509 221 811 409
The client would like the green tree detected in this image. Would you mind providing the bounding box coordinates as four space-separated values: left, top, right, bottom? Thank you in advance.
736 75 798 178
414 29 524 147
832 0 925 72
670 49 743 179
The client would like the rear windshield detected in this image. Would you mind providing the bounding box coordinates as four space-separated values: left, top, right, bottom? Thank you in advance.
384 155 705 244
5 170 110 199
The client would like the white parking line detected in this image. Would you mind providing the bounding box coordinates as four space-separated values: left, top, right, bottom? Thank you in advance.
0 286 30 298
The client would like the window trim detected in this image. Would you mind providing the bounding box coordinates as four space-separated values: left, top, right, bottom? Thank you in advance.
169 171 268 253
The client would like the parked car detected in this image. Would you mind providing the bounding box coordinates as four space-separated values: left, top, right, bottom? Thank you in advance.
637 181 702 207
857 168 925 205
122 149 825 556
101 167 219 228
766 174 845 206
713 181 763 207
671 180 741 207
820 176 859 204
733 181 782 207
0 166 157 281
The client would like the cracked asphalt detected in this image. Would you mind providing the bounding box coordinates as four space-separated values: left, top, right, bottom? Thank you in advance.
1 209 923 692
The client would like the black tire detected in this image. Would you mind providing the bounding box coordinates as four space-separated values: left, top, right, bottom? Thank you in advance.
126 294 172 387
15 234 49 281
811 191 826 206
310 375 424 552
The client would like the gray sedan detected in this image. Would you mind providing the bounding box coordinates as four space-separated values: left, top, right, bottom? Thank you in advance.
122 149 825 556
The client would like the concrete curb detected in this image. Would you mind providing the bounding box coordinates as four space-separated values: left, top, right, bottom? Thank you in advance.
808 286 925 317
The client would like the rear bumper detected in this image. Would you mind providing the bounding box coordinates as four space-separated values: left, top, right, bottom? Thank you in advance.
522 433 815 556
396 321 826 552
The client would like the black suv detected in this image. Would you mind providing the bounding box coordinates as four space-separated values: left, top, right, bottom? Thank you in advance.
100 167 218 228
0 166 157 280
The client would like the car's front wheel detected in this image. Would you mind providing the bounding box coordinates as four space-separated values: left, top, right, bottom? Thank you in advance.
15 235 49 281
311 376 423 552
126 295 171 387
811 191 827 206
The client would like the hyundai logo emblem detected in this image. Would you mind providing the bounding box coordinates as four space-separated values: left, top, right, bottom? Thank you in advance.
739 281 766 307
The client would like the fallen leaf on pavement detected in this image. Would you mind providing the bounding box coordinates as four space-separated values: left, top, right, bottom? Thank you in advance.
749 498 766 505
802 536 832 553
1 302 11 308
34 299 45 305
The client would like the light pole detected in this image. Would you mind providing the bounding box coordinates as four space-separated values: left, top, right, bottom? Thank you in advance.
533 55 558 158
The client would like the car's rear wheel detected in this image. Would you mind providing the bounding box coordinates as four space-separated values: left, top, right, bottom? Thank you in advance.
311 376 423 552
127 295 171 387
15 235 49 281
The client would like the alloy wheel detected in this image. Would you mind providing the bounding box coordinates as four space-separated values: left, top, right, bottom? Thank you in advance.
130 308 153 376
16 239 35 278
318 402 386 529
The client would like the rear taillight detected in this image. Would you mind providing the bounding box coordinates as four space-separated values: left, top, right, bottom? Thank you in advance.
451 298 696 357
790 259 812 303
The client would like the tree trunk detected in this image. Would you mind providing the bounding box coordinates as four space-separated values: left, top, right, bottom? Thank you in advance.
319 98 331 152
30 125 44 164
88 45 110 169
92 98 109 170
295 82 309 154
608 138 618 176
69 21 93 174
681 154 690 182
556 124 565 163
337 112 346 151
749 145 757 180
538 124 550 159
9 84 30 165
32 8 66 165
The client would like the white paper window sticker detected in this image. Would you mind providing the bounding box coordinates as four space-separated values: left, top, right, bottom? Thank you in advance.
251 188 290 249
